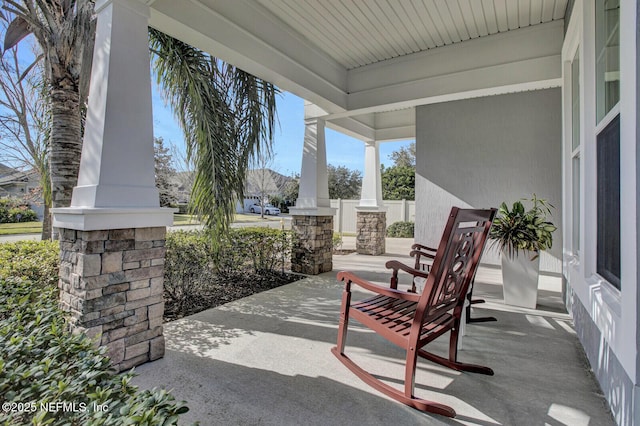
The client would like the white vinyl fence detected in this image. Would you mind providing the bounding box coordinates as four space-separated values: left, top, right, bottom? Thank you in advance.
329 199 415 234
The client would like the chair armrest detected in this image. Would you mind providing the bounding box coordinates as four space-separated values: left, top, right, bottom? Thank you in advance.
411 243 437 253
410 250 435 261
385 259 431 292
385 260 430 279
337 271 421 302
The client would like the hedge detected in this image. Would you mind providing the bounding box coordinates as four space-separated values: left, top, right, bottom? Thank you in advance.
164 228 292 315
0 240 59 288
387 221 415 238
0 198 38 224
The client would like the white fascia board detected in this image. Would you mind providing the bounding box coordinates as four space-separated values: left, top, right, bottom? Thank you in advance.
374 125 416 142
326 116 415 142
346 20 564 111
149 0 348 112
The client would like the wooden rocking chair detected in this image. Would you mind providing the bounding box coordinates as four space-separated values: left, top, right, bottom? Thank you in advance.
331 207 497 417
395 242 497 324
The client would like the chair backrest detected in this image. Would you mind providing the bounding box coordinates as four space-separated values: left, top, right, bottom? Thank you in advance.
415 207 497 322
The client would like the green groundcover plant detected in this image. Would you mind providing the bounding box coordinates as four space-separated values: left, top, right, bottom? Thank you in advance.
0 241 190 425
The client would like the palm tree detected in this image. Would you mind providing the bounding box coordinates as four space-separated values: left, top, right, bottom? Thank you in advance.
2 0 94 215
149 30 277 238
2 2 277 242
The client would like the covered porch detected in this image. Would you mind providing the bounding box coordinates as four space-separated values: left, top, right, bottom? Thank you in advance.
132 238 613 425
50 0 635 424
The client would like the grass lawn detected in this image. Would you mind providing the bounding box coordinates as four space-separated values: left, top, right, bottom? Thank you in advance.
0 214 285 235
233 213 286 223
0 221 42 235
173 214 201 225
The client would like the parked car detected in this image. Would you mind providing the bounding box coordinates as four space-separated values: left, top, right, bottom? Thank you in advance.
249 203 281 215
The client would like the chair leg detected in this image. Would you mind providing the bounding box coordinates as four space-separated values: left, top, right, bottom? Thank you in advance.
416 319 493 375
404 347 419 400
335 290 351 354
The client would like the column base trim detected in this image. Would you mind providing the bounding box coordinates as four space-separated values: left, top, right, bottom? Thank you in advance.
52 207 175 231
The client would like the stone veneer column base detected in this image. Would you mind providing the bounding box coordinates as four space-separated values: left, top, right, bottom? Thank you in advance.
58 227 166 372
356 211 386 255
291 215 333 275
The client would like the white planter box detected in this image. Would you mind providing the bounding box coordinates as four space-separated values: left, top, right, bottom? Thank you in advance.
501 249 540 309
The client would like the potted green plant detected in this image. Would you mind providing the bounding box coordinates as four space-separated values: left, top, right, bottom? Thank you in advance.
489 195 557 308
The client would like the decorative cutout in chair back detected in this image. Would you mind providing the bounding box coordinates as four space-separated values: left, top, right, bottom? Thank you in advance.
420 208 497 318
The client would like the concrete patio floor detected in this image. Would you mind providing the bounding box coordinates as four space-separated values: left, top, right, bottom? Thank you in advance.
133 238 614 425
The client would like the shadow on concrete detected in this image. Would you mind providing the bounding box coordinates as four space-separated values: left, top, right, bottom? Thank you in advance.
133 242 613 425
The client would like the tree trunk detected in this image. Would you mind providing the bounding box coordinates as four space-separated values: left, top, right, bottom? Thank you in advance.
48 77 82 239
49 79 82 208
40 202 52 240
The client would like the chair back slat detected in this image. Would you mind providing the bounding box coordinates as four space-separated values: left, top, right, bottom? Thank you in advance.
416 208 496 323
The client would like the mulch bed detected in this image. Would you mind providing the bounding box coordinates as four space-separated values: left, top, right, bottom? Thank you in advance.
163 270 300 321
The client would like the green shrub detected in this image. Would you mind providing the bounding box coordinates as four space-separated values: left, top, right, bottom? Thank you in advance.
163 231 216 314
0 278 189 425
222 227 292 275
387 221 415 238
0 198 38 224
332 233 343 251
164 228 292 314
0 240 59 288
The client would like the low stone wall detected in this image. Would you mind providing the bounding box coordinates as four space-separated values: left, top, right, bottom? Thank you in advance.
356 211 386 255
291 215 333 275
58 227 166 372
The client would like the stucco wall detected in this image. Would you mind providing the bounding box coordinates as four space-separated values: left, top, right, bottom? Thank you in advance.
415 88 563 273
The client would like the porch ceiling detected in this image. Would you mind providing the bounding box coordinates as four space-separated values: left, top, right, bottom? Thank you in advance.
148 0 567 141
256 0 568 70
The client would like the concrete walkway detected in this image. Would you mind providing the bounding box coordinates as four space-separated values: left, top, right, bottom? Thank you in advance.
133 238 614 425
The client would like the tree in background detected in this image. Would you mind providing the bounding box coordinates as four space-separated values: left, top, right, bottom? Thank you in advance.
2 3 277 243
389 142 416 168
328 164 361 199
282 173 299 204
0 32 51 239
382 142 416 200
154 137 178 208
279 164 362 204
246 150 276 218
381 165 415 200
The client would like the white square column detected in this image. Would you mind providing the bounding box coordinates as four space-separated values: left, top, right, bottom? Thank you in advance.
51 0 172 372
356 140 386 255
290 118 336 274
359 140 384 209
52 0 173 230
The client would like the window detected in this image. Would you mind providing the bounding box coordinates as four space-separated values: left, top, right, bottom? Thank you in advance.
596 115 620 289
595 0 620 289
595 0 620 122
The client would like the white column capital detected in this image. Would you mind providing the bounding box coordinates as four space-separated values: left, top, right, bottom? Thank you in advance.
95 0 150 17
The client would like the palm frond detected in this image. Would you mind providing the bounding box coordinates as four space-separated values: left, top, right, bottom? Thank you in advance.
149 29 278 244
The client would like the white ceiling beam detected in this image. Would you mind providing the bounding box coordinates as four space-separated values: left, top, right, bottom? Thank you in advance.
346 20 564 111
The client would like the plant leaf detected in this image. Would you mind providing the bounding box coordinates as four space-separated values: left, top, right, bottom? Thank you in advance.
3 17 31 53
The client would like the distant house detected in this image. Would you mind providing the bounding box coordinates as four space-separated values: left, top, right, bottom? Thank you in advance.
0 163 39 199
244 168 292 200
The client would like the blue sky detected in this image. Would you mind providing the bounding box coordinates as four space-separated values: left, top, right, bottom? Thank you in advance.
152 88 413 176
